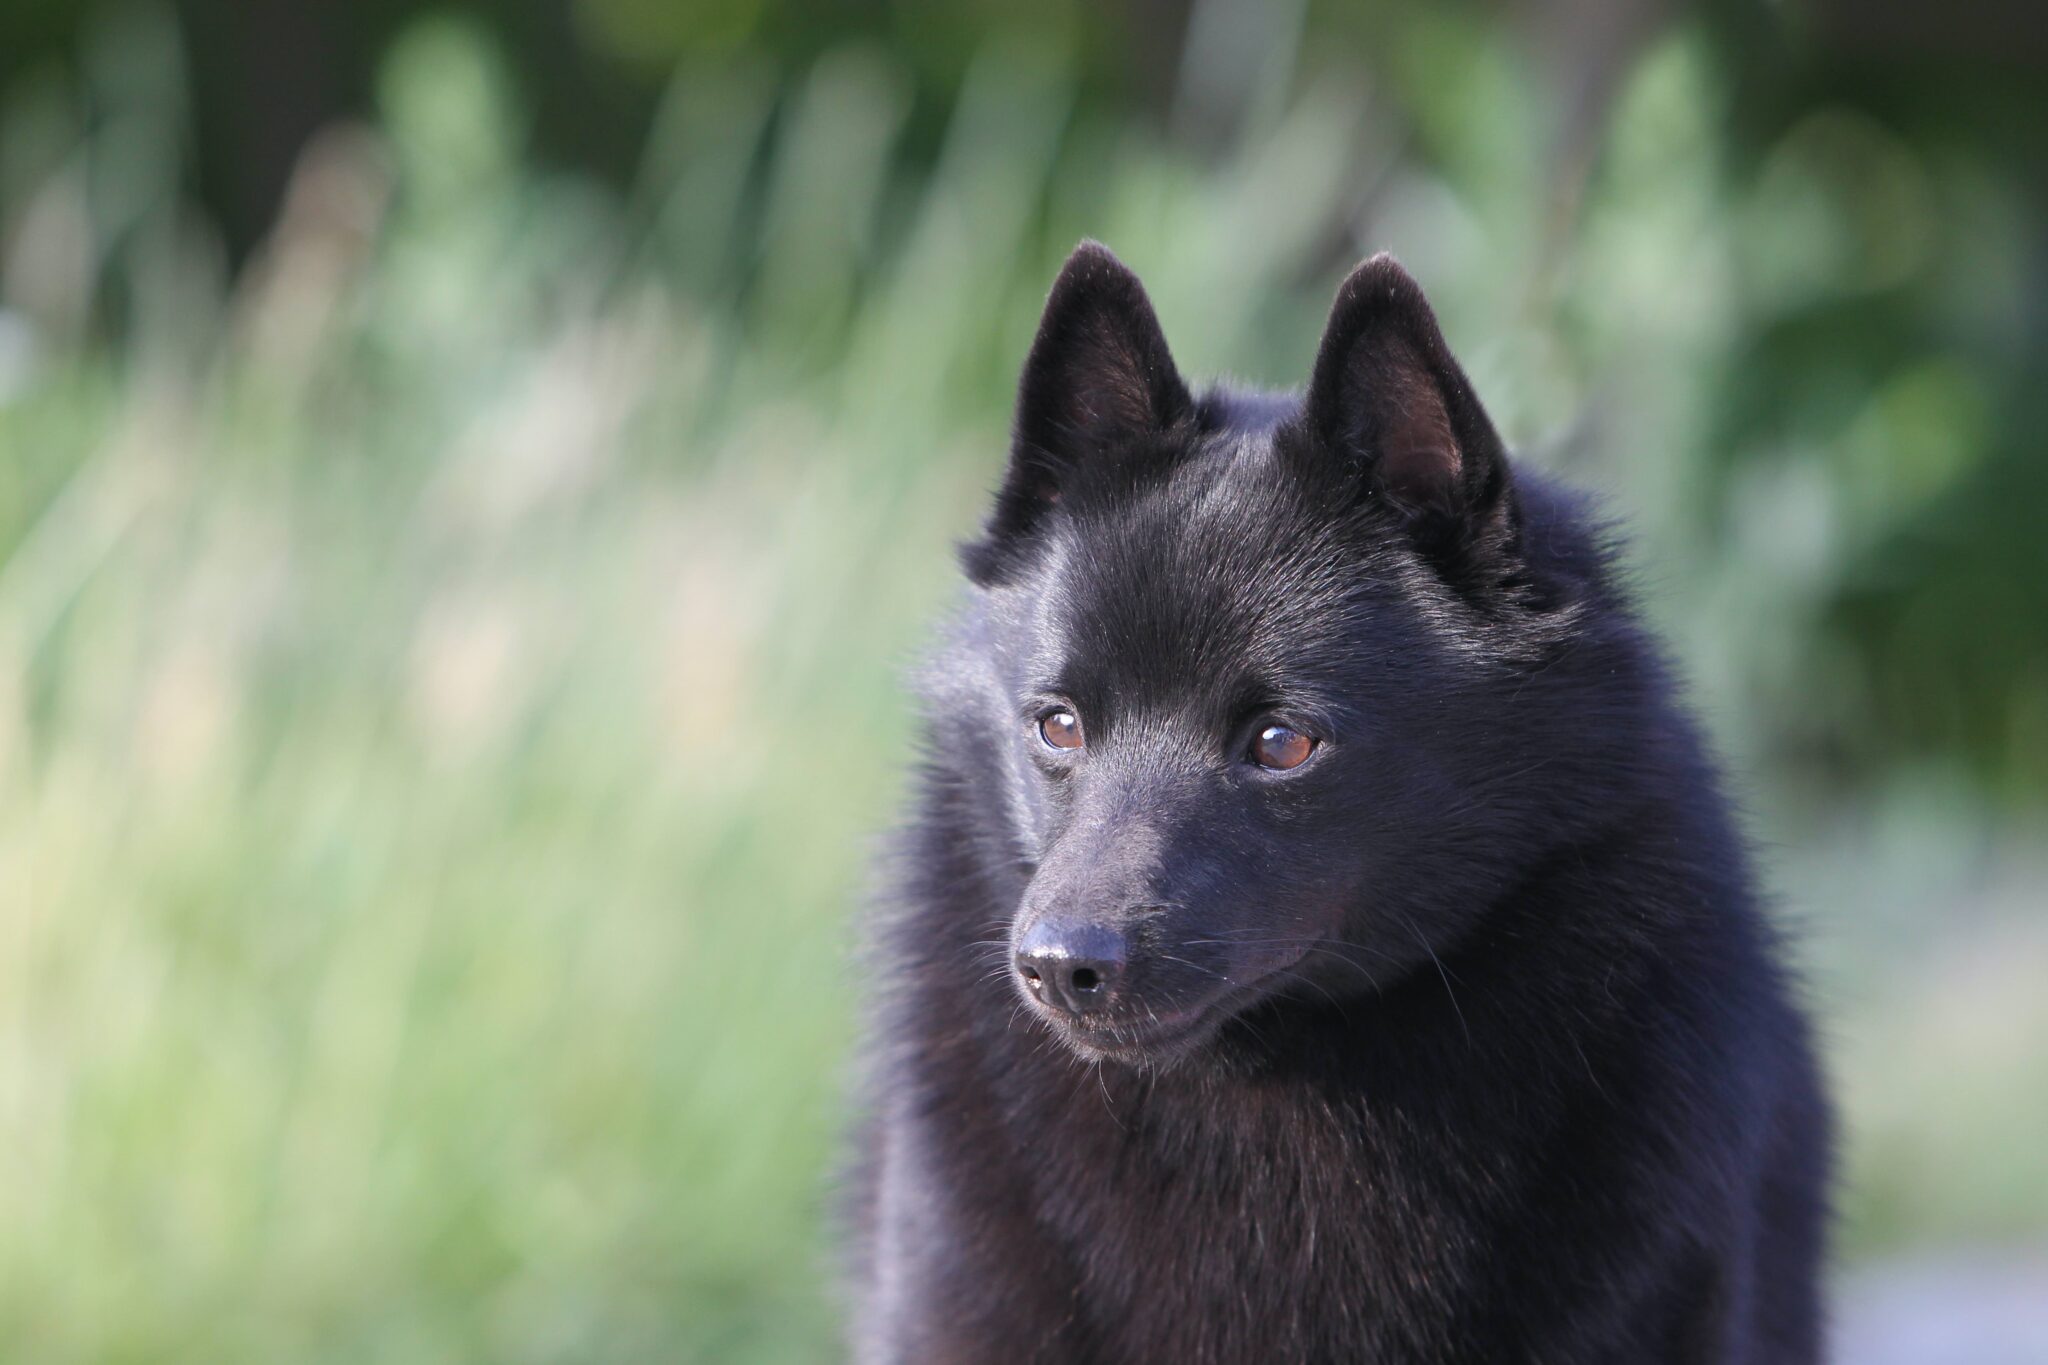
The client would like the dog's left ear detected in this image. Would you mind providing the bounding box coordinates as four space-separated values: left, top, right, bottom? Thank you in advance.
1301 255 1512 538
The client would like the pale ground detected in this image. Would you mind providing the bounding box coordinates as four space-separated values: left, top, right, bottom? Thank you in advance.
1834 1248 2048 1364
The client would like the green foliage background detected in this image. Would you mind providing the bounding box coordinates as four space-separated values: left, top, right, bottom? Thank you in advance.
1 3 2043 1360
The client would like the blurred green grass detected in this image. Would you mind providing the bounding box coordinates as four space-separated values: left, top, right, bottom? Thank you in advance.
2 9 2045 1362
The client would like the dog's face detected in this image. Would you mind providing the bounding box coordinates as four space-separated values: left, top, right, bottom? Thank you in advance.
965 245 1567 1065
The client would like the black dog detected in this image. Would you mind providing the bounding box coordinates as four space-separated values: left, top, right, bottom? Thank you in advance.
846 243 1831 1363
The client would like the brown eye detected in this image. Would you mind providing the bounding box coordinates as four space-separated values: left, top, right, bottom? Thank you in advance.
1038 709 1084 751
1250 723 1315 771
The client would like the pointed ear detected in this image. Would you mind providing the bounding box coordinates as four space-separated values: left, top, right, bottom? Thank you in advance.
1302 254 1511 533
963 242 1192 584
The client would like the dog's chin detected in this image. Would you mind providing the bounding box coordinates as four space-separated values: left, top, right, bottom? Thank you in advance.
1041 1001 1230 1069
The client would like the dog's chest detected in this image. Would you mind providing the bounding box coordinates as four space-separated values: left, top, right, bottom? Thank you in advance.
1008 1065 1481 1362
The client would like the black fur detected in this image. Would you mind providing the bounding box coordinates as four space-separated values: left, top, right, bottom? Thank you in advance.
846 242 1831 1363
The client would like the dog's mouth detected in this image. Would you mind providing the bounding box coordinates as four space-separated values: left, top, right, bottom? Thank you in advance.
1053 1002 1219 1063
1023 964 1300 1066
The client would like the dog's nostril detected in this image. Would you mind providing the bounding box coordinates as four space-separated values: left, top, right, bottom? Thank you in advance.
1070 966 1101 993
1019 963 1042 984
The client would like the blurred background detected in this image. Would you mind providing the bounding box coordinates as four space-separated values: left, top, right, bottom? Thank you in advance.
1 0 2044 1360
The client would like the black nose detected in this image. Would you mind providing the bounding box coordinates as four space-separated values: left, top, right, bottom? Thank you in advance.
1015 920 1127 1015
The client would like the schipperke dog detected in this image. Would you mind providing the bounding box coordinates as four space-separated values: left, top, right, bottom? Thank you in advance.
846 242 1831 1363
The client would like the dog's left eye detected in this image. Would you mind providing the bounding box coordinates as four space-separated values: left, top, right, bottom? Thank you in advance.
1249 723 1316 771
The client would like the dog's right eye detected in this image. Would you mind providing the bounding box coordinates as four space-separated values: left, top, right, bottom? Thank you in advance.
1038 709 1084 751
1250 723 1317 771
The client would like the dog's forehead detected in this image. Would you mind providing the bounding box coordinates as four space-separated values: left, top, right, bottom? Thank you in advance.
1029 439 1368 708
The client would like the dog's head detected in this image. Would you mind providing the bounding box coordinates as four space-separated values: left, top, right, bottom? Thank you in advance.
961 243 1591 1065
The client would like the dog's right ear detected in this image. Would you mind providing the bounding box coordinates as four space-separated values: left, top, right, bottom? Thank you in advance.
962 242 1192 584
